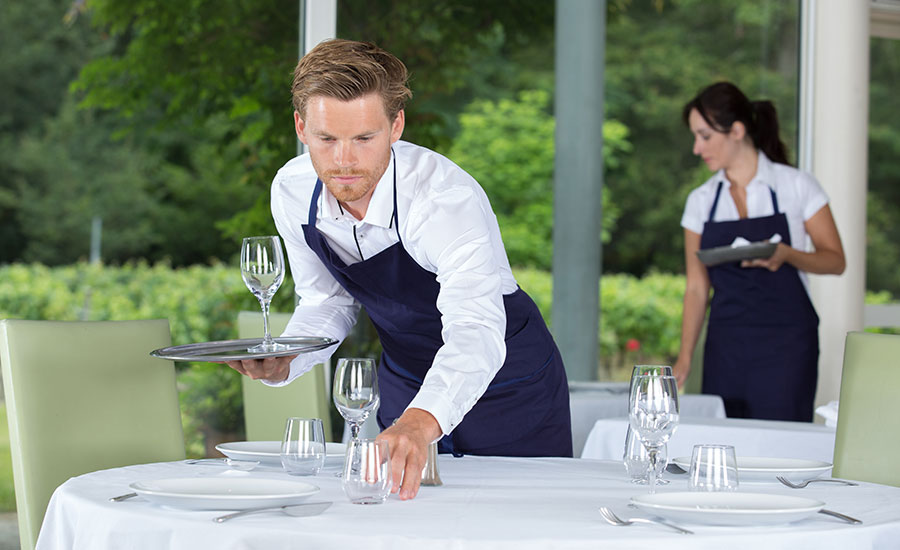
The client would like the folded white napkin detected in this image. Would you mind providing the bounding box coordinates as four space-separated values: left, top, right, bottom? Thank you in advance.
815 400 839 428
729 234 782 248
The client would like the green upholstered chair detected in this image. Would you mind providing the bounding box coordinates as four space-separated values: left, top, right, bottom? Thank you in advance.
236 311 333 442
832 331 900 487
0 319 185 550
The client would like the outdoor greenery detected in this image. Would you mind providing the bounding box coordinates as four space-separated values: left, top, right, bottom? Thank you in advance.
0 0 897 514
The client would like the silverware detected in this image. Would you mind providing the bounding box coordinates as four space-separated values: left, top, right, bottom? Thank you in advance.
598 506 693 535
666 463 687 474
819 508 863 524
776 476 859 489
213 501 332 523
184 458 260 471
109 492 138 502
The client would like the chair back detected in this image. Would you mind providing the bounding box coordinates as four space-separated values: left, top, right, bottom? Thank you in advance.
0 319 185 550
833 331 900 486
236 311 332 441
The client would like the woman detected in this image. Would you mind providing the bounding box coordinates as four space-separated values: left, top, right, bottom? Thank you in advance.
672 82 845 422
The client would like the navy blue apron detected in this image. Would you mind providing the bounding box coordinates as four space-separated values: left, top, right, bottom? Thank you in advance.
300 157 572 456
700 180 819 422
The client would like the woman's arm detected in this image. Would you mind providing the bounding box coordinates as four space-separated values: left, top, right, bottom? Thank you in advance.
673 229 711 388
742 204 845 275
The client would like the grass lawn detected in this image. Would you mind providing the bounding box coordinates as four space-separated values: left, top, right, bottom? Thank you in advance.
0 405 15 511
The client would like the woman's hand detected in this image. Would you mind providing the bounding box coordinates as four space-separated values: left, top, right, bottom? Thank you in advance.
672 356 692 389
741 242 791 271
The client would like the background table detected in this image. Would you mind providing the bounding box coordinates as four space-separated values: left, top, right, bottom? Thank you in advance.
37 455 899 550
570 383 726 456
581 416 837 462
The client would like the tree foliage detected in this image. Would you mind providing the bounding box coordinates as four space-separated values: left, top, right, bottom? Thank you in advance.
448 89 628 268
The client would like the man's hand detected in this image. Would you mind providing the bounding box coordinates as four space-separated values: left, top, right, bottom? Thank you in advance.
223 355 296 383
375 408 442 501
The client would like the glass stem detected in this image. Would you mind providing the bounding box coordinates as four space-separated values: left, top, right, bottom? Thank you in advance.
647 446 659 494
259 298 273 345
350 423 360 440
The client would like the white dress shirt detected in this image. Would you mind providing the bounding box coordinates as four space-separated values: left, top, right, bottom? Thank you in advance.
680 151 829 290
269 140 519 435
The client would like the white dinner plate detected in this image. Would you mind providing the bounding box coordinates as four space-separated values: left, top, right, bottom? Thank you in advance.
672 456 833 482
631 492 824 526
216 441 346 466
130 477 320 511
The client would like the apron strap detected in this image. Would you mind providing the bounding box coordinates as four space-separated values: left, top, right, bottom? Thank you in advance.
707 180 724 221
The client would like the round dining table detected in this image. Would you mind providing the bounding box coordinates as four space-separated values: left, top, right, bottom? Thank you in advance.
36 454 900 550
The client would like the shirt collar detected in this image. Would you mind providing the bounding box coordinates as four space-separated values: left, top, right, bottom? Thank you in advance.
717 150 775 191
318 153 395 227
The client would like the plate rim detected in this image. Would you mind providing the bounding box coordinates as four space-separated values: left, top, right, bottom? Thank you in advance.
672 456 833 474
631 491 824 516
216 440 346 459
129 477 320 500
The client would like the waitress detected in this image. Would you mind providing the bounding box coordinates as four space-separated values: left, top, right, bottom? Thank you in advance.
672 82 845 422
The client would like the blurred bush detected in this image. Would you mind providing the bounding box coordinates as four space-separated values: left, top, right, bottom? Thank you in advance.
4 263 893 456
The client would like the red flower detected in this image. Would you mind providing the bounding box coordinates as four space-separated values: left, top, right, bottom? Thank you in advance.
625 338 640 352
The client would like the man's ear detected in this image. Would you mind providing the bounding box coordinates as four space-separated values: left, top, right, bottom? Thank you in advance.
390 110 405 143
294 111 307 144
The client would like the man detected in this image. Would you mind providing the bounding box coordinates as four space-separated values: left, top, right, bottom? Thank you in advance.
227 39 571 500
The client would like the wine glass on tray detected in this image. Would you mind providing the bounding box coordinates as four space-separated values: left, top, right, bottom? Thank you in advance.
240 236 287 353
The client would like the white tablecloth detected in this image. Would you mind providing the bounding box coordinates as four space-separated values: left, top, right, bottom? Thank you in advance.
570 388 726 456
582 417 837 463
37 455 900 550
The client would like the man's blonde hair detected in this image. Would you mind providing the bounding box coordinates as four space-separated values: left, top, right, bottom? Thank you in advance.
291 39 412 121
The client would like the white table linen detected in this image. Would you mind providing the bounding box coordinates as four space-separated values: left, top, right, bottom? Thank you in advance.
37 455 898 550
570 388 726 456
581 416 836 462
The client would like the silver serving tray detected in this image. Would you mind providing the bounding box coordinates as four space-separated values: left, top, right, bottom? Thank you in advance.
696 242 777 267
150 337 337 362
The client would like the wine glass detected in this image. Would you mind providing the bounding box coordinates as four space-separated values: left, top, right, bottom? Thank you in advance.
332 358 380 441
629 373 679 493
624 365 673 484
240 236 286 353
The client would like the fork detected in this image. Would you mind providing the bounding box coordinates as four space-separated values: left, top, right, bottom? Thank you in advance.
598 507 693 535
776 476 859 489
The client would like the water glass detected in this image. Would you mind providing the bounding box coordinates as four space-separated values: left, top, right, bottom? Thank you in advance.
689 444 739 492
623 425 668 485
342 438 391 504
281 417 326 476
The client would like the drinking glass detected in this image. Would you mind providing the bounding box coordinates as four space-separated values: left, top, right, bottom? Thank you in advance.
624 365 674 483
332 358 380 440
280 417 326 476
342 438 391 504
241 236 287 352
629 373 679 493
623 425 668 485
689 444 739 492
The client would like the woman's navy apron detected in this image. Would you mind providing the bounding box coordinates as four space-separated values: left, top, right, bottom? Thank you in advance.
700 181 819 422
300 159 572 456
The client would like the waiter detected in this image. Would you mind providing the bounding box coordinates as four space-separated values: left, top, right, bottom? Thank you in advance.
227 39 572 500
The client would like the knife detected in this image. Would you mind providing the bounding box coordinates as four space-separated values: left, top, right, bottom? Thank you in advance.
818 508 863 524
213 501 332 523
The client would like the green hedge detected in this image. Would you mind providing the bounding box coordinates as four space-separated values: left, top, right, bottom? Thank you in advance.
1 262 894 455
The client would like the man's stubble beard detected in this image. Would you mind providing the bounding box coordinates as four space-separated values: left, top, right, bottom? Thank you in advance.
311 153 391 205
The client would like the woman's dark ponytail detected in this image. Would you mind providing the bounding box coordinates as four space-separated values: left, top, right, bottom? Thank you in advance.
683 82 791 166
749 100 789 165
